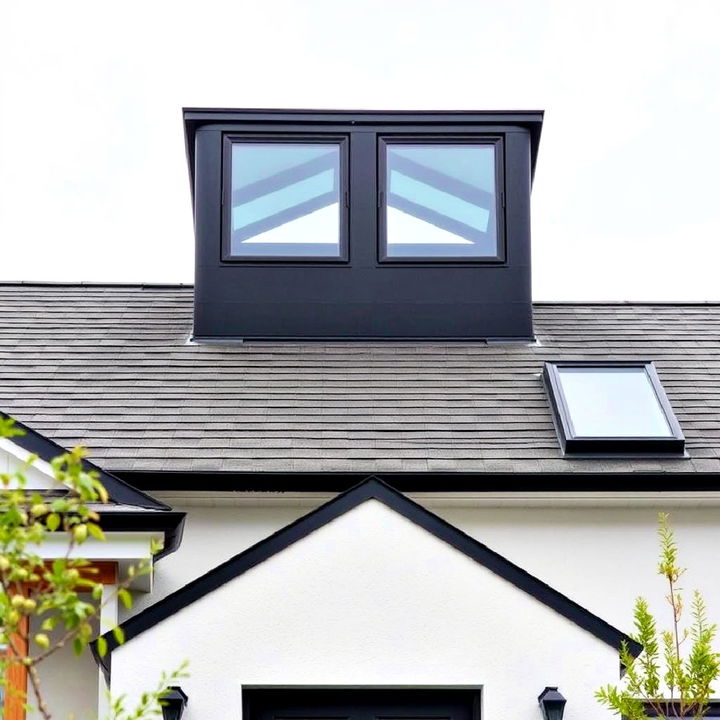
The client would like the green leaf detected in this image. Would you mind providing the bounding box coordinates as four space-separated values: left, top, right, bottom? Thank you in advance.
112 625 125 646
87 523 105 541
596 513 720 719
96 636 107 658
46 513 60 532
118 588 132 610
41 615 59 632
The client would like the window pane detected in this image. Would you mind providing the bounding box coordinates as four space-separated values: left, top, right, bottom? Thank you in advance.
384 144 498 258
230 143 342 257
557 366 673 438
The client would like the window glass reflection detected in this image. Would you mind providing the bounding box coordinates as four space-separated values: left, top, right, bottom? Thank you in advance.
230 143 342 257
385 144 498 258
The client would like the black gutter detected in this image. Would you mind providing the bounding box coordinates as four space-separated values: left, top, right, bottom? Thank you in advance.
98 511 186 562
112 470 720 494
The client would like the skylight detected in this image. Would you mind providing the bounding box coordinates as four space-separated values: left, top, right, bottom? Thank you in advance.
543 362 685 455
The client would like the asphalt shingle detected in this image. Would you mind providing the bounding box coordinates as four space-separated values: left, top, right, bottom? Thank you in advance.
0 284 718 474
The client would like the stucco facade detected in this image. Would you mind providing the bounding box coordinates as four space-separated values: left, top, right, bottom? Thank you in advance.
110 498 622 720
24 487 720 719
138 492 720 634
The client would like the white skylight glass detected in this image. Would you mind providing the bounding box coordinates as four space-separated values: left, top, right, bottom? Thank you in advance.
556 366 673 438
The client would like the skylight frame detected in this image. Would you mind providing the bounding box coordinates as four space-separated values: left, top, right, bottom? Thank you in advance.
221 133 350 263
543 361 686 456
377 135 506 263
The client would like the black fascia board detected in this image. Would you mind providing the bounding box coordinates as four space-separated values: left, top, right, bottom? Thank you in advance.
112 470 720 494
97 511 186 562
93 476 640 681
182 107 544 204
1 411 170 511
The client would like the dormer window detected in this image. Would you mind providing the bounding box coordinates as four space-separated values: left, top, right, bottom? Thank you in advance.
379 138 504 261
543 361 685 456
223 137 349 261
184 109 543 340
222 135 503 263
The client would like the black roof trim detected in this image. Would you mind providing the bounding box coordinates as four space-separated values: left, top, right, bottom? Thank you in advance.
1 412 170 510
93 477 640 680
115 470 720 494
98 511 186 562
182 107 544 197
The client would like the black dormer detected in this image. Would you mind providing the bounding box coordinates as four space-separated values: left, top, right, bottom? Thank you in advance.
184 109 543 340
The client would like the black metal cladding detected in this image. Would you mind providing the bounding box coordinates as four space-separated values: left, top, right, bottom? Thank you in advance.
184 109 544 340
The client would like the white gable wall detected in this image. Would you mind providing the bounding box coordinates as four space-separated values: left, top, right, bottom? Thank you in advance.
111 499 619 720
0 438 62 489
135 495 720 637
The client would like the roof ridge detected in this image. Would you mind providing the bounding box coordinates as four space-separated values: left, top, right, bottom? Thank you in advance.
534 300 720 306
0 283 718 306
0 281 192 289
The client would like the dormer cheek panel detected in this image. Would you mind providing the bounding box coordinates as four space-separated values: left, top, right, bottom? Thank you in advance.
187 110 543 340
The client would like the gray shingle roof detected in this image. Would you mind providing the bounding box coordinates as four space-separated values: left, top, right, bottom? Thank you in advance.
0 284 718 474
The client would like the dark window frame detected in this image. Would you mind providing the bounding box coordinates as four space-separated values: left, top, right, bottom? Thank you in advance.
242 688 482 720
377 135 506 263
543 361 686 456
221 133 351 263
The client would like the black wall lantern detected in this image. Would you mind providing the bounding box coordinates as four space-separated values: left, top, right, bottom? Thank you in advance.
161 686 188 720
538 687 566 720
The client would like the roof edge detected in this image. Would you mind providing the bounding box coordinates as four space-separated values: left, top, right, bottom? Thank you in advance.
1 283 718 305
114 470 720 494
1 412 171 511
0 281 192 289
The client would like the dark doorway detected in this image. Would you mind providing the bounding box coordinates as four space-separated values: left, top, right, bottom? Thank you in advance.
243 689 481 720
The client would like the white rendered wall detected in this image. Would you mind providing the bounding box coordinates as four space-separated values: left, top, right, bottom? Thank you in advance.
111 499 619 720
132 495 720 639
0 440 61 490
26 615 99 720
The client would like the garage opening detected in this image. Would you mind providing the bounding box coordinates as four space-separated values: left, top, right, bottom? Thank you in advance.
243 688 481 720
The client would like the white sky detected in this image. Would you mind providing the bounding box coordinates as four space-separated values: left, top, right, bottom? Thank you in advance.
1 0 719 300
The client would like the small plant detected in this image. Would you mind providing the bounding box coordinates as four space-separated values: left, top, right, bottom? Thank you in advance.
596 513 720 720
0 416 187 719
